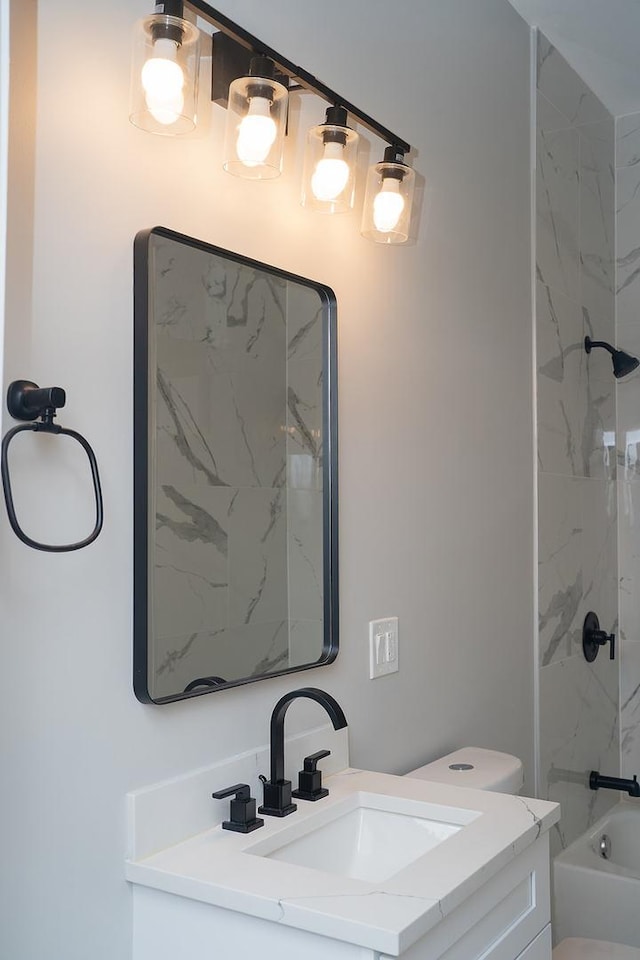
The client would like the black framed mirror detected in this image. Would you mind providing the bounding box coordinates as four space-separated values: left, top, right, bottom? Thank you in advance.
133 227 338 703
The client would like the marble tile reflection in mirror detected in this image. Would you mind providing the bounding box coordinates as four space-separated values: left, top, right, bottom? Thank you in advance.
133 228 338 703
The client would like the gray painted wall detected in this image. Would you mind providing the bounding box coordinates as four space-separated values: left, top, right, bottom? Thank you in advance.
0 1 534 957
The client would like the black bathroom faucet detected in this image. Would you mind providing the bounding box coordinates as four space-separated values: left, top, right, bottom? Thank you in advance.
258 688 348 817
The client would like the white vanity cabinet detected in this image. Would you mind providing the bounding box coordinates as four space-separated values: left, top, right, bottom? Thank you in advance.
127 751 558 960
131 833 552 960
378 836 550 960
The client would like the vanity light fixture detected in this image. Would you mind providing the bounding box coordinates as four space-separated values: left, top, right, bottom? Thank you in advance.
223 55 288 179
130 0 416 243
130 0 200 134
361 145 416 244
301 106 359 213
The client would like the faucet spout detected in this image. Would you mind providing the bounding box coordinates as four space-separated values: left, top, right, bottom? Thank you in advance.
259 687 348 818
270 687 347 783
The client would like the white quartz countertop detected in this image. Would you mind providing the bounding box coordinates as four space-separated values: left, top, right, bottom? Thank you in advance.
126 768 559 955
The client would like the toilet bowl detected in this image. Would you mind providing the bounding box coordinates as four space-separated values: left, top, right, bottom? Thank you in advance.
404 746 524 794
554 940 640 960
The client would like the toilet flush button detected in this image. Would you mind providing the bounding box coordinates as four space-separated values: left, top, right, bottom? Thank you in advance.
449 763 474 771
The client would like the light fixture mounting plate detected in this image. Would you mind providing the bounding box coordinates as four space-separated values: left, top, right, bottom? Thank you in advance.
211 32 289 108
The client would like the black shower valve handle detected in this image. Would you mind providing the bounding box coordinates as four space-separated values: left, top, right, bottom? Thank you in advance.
594 628 615 659
582 612 616 663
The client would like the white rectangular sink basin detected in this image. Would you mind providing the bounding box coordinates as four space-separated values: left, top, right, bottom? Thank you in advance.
247 792 479 882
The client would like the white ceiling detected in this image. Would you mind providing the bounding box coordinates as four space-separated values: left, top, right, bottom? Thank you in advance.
507 0 640 116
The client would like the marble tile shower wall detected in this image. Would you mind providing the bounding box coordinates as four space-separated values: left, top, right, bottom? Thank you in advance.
616 113 640 778
151 238 323 698
536 34 619 855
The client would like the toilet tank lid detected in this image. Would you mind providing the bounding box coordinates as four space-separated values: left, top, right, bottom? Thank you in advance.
405 747 524 793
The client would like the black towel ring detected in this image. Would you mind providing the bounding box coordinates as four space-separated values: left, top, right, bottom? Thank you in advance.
1 379 104 552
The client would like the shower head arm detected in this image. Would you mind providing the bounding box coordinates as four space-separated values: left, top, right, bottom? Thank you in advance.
584 337 614 357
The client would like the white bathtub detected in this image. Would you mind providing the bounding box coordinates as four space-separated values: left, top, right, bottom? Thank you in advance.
554 803 640 948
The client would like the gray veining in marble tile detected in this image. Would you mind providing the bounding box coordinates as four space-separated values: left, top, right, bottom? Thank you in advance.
539 654 619 855
537 34 609 128
287 357 323 491
618 481 640 778
616 113 640 170
616 111 640 790
536 125 580 301
579 120 615 329
156 366 229 488
288 490 323 623
536 285 616 480
579 478 617 633
616 162 640 327
616 340 640 481
154 484 232 641
288 620 324 669
228 487 288 627
147 235 328 696
157 484 228 551
287 282 323 362
536 34 619 853
537 472 617 668
537 92 571 134
580 337 616 482
620 640 640 776
536 282 582 475
538 474 582 667
152 621 291 698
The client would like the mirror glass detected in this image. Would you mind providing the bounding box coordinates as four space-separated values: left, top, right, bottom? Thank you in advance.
133 227 338 703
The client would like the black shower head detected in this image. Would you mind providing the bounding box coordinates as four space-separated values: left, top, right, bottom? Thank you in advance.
612 350 640 379
584 336 639 379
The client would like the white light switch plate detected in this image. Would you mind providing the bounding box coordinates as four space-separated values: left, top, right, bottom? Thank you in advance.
369 617 399 679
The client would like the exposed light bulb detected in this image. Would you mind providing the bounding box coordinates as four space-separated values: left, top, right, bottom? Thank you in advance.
141 38 185 126
373 177 405 233
311 142 350 202
236 96 277 166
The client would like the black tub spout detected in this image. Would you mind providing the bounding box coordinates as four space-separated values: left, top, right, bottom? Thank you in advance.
589 771 640 797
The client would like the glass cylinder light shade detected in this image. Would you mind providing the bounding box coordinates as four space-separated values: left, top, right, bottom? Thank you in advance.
301 107 359 213
361 153 415 244
130 14 200 135
223 63 289 180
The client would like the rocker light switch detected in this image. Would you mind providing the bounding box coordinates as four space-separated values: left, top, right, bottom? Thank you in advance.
369 617 399 679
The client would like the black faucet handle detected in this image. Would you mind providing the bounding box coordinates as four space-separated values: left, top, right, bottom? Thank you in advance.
292 749 331 802
303 749 331 773
212 783 251 801
211 783 264 833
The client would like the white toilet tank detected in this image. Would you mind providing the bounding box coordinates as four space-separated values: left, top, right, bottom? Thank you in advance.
404 747 524 794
